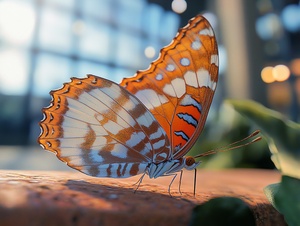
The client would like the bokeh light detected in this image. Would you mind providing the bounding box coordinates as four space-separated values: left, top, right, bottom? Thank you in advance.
261 66 275 83
0 49 29 95
255 13 282 40
290 58 300 76
144 46 156 59
261 65 290 83
0 0 36 45
72 20 85 36
171 0 187 14
273 65 290 82
281 4 300 32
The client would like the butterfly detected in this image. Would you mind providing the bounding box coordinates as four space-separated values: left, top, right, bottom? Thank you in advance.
38 15 219 194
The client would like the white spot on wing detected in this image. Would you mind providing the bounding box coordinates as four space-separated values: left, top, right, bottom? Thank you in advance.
157 152 167 159
59 147 82 157
180 58 190 66
66 98 97 119
123 163 133 177
180 95 202 113
92 136 108 147
197 69 209 87
211 54 219 66
66 155 85 166
163 83 176 97
126 131 146 147
135 89 164 109
95 114 104 122
156 74 163 80
97 164 109 177
153 139 165 150
212 81 217 91
171 78 186 98
123 97 136 111
111 144 128 159
62 121 88 138
89 150 104 162
103 120 123 135
166 64 175 72
149 128 164 141
196 68 217 90
199 27 214 36
136 112 155 128
191 40 201 50
59 137 85 148
108 164 119 177
184 71 198 88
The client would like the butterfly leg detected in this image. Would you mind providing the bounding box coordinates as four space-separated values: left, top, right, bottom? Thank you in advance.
167 173 178 197
193 168 197 196
178 170 183 195
133 171 147 193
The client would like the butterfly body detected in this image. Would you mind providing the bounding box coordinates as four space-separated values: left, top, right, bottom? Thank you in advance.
147 156 200 179
38 15 218 191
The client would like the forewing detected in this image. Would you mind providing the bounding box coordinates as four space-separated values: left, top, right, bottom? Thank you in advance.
120 15 219 158
38 75 171 178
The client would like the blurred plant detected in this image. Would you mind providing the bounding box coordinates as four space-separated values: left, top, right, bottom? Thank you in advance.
190 197 255 226
190 102 272 169
227 99 300 226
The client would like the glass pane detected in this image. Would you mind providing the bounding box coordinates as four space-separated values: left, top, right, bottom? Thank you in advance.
38 6 73 54
43 0 74 9
78 20 112 62
33 53 71 97
159 12 180 42
113 67 135 83
0 0 36 47
82 0 110 21
115 31 142 68
76 60 112 80
117 0 145 31
142 4 163 38
0 48 30 95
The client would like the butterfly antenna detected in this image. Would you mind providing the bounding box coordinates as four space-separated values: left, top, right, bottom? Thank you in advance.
194 130 262 159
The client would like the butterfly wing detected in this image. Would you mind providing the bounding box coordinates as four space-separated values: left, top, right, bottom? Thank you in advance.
120 15 219 159
38 75 171 178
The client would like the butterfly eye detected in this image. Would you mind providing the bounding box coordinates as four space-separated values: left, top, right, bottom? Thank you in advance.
185 156 196 166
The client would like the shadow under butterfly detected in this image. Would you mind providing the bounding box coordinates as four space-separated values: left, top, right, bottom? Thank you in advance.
38 15 261 196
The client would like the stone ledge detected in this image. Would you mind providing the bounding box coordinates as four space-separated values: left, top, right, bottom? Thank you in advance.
0 169 285 226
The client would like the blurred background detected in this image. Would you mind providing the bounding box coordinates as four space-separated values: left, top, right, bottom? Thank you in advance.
0 0 299 171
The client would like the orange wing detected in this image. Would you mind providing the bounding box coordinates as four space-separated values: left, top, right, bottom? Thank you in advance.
120 15 218 159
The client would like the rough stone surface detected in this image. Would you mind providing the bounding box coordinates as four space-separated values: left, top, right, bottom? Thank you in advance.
0 169 285 226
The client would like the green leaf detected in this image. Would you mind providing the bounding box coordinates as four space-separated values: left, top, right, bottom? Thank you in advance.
190 197 255 226
225 99 300 179
263 183 280 211
265 176 300 226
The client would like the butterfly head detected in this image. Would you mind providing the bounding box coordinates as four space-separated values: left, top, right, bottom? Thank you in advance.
184 156 201 170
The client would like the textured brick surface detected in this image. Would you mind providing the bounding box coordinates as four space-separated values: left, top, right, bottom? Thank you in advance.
0 169 285 226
